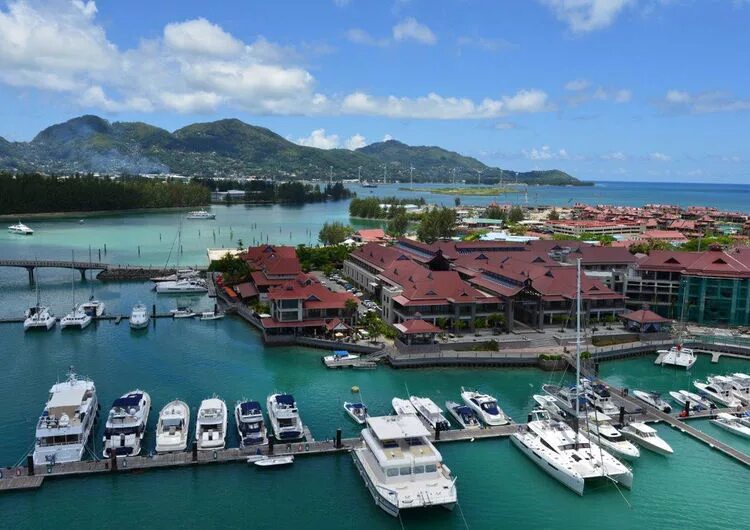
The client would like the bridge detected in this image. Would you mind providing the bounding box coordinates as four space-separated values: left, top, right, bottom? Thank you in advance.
0 259 108 283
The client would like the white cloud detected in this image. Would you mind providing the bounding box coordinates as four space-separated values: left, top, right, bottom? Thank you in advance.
494 122 517 130
601 151 627 161
456 36 513 52
383 134 394 141
523 145 569 160
565 78 590 91
541 0 634 33
296 129 340 149
345 133 366 150
661 89 750 113
649 152 671 162
345 28 388 47
163 18 244 56
392 17 437 45
341 89 550 119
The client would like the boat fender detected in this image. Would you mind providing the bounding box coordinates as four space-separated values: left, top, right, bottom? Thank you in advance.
15 468 21 477
305 444 309 452
298 444 303 452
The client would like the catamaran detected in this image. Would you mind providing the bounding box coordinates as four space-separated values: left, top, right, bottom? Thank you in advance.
351 415 457 517
60 251 92 330
32 368 98 465
24 280 56 331
79 248 105 317
155 400 190 453
103 390 151 458
655 345 697 369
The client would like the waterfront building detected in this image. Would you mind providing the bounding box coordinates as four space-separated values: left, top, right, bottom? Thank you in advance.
545 220 644 237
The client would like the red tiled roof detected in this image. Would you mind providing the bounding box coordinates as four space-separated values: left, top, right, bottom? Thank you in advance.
394 319 441 334
355 228 387 242
235 282 258 298
350 242 414 271
381 263 497 305
267 278 358 309
223 287 238 299
620 309 670 324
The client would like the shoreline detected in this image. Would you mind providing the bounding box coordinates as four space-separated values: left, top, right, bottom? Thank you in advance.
0 206 202 221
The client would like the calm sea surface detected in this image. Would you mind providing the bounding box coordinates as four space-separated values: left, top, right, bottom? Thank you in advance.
0 181 748 529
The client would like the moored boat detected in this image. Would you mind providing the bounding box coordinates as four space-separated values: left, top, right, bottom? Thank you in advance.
445 400 481 429
632 390 672 413
391 397 417 416
669 390 712 412
344 401 368 424
155 400 190 453
170 306 196 318
254 455 294 467
103 390 151 458
24 305 56 331
235 400 268 447
129 303 150 329
267 393 304 440
409 396 450 431
583 412 640 461
693 380 742 408
199 310 224 321
156 278 208 294
710 413 750 439
195 397 228 450
621 422 673 455
460 387 510 425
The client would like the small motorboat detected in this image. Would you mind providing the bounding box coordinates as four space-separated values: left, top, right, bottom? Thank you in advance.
532 394 571 421
344 401 368 424
445 400 481 429
461 387 510 426
322 350 359 368
129 303 150 330
710 413 750 439
621 422 673 455
199 310 224 321
171 307 196 319
669 390 712 412
632 390 672 413
254 455 294 467
694 380 742 408
8 221 33 235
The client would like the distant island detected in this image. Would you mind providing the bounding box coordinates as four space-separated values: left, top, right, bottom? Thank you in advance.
0 115 590 186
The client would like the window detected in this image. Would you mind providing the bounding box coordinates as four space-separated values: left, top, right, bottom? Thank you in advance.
425 464 437 473
400 467 411 476
386 468 399 477
413 465 425 474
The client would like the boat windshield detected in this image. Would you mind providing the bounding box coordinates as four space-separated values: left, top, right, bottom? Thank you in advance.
480 401 499 414
161 418 183 430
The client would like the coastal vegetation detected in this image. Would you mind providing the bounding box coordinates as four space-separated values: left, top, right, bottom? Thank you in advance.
196 178 353 204
0 173 209 215
318 222 353 246
348 196 426 219
296 244 353 274
207 253 251 284
417 207 457 243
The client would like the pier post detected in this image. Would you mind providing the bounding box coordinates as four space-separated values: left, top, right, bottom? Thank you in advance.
152 304 156 318
268 436 274 455
26 455 34 476
335 428 342 449
26 267 34 285
619 406 625 426
110 452 117 472
192 442 198 462
78 269 86 281
434 424 441 441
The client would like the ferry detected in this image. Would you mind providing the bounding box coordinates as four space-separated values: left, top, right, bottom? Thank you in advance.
33 369 98 465
196 397 228 450
351 415 457 517
267 393 304 440
186 209 215 220
103 390 151 458
8 221 33 235
235 400 268 447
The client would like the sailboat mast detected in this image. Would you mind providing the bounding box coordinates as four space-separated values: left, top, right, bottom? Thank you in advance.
71 249 76 309
575 258 582 440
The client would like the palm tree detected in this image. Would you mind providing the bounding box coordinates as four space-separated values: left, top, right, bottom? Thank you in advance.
344 298 359 325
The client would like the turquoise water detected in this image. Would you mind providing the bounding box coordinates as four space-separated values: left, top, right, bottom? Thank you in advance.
0 315 748 529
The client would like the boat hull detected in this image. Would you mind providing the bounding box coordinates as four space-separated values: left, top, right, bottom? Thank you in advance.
511 433 585 495
710 419 750 439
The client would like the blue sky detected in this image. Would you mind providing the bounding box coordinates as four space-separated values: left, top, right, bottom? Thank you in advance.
0 0 749 183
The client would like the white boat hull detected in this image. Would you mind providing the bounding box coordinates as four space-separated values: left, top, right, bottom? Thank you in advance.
511 433 586 495
24 317 56 331
710 417 750 439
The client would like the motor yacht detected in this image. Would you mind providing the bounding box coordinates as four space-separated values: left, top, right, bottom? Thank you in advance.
632 390 672 413
709 375 750 405
391 397 418 416
186 209 215 220
729 373 750 404
585 383 620 416
8 221 33 235
621 422 673 455
60 304 93 330
583 412 640 461
410 396 451 431
710 413 750 439
103 390 151 458
80 297 105 317
170 306 196 319
669 390 712 412
155 400 190 453
541 384 588 418
24 305 56 331
150 269 201 283
195 397 228 450
693 379 742 408
511 408 633 496
156 278 208 294
351 415 457 517
235 400 267 447
532 394 570 421
267 393 304 441
199 310 224 321
32 368 97 465
655 345 696 369
344 401 368 424
322 350 359 367
129 303 150 329
445 401 481 429
460 388 510 425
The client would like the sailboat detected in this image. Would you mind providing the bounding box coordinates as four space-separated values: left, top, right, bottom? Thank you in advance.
23 277 56 331
655 283 696 369
511 259 633 495
156 217 207 294
60 251 92 330
80 247 105 317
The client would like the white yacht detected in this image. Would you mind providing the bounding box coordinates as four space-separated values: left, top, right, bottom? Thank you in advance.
322 350 359 367
532 394 570 421
155 400 190 453
583 412 640 461
693 379 742 408
196 397 228 450
669 390 713 412
710 413 750 439
60 304 93 330
186 209 215 220
24 305 56 331
445 401 481 430
585 382 620 416
235 400 268 447
8 221 33 235
621 422 673 455
103 390 151 458
391 397 418 416
409 396 451 431
655 345 697 369
344 401 368 424
170 306 196 319
709 375 750 405
460 388 510 426
199 310 224 321
352 415 457 517
511 408 633 496
156 278 208 294
150 268 201 283
632 390 672 413
267 393 304 441
729 373 750 404
33 369 98 465
541 384 587 418
80 297 105 317
129 303 150 329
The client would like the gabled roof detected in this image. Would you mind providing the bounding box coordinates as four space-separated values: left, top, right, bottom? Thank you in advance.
620 309 670 324
394 319 441 334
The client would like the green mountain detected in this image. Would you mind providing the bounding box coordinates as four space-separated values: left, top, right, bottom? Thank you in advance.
0 115 589 185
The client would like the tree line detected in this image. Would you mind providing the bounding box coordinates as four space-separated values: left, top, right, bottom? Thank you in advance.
0 173 210 214
196 178 353 204
349 196 426 219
